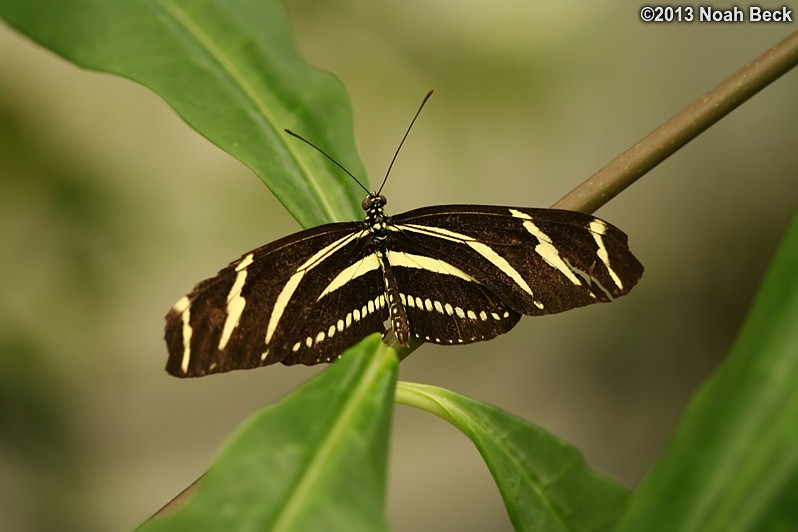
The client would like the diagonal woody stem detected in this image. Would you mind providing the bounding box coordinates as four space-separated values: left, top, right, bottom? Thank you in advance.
553 30 798 214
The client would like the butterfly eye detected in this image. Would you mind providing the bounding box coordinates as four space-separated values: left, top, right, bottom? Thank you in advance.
361 194 386 210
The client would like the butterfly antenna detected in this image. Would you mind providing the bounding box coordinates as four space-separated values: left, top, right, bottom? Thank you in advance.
377 90 434 195
284 129 370 195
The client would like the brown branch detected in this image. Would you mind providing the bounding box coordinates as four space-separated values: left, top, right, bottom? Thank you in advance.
553 30 798 214
144 475 202 523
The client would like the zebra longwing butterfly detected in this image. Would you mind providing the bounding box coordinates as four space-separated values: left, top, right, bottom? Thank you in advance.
164 93 643 378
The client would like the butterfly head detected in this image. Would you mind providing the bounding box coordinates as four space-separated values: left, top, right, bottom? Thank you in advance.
361 193 387 213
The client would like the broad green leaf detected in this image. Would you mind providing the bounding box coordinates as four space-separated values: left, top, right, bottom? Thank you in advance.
138 335 397 532
0 0 365 227
615 208 798 532
396 382 630 532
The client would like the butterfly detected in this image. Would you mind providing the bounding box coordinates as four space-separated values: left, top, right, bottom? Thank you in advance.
164 92 642 377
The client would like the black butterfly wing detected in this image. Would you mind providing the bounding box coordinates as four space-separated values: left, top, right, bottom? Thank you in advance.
391 262 522 345
390 205 643 320
164 221 386 377
274 257 388 366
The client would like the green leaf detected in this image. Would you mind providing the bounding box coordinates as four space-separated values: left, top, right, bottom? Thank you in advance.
0 0 365 227
614 208 798 532
396 382 630 532
138 335 397 532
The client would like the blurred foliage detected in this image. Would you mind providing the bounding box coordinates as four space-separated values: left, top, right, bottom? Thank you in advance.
0 96 128 315
0 87 128 532
0 332 83 532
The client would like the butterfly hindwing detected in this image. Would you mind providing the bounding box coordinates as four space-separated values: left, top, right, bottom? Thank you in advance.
391 264 522 345
274 261 387 366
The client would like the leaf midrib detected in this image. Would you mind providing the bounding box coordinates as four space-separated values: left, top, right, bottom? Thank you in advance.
155 0 338 222
271 349 387 531
398 383 573 531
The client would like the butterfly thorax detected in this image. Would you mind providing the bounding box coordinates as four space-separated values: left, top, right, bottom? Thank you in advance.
362 192 391 247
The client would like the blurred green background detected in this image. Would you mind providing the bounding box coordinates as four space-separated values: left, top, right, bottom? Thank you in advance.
1 3 796 531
